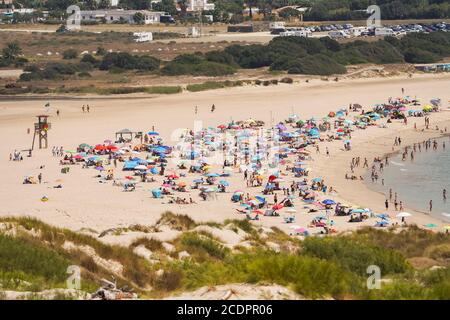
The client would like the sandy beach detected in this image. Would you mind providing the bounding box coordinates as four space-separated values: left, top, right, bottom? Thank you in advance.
1 73 449 245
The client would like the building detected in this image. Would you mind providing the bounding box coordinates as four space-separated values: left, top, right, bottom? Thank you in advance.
415 63 450 73
187 0 215 12
80 10 164 24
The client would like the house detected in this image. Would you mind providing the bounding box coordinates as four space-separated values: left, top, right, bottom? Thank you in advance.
187 0 215 12
80 10 165 24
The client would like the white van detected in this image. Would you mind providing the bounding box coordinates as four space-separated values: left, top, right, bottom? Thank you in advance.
328 30 349 39
374 27 395 36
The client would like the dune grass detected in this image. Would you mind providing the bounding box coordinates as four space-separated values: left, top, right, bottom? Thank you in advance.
186 80 243 92
1 217 450 299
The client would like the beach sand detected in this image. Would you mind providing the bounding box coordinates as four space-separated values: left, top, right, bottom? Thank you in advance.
1 73 449 244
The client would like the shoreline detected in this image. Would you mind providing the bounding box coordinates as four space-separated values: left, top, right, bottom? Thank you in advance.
364 132 450 219
312 114 450 227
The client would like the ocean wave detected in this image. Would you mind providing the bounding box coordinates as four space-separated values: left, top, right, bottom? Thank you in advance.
390 161 405 166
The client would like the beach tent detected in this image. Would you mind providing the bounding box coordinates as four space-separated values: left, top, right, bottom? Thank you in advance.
152 188 163 198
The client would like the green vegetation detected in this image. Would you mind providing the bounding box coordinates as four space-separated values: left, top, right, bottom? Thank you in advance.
99 52 160 72
0 42 27 68
10 33 450 85
1 216 449 299
162 54 236 77
304 0 450 21
186 80 243 92
62 49 78 60
0 234 70 291
302 236 409 276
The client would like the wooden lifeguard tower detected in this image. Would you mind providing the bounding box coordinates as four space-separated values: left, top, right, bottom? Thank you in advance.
32 115 51 150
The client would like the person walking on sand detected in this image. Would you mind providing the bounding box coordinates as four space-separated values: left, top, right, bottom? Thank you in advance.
195 105 198 114
401 87 404 95
56 109 60 117
38 173 42 184
211 104 215 113
82 105 85 113
87 105 90 113
385 199 389 210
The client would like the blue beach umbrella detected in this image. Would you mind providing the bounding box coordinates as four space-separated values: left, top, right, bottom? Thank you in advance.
219 180 230 186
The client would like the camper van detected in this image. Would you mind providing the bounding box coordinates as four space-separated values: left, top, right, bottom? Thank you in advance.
280 29 311 38
270 22 286 35
374 27 395 36
328 30 349 39
133 32 153 43
348 27 367 37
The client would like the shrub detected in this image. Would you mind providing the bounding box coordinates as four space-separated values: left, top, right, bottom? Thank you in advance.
100 52 160 71
280 77 294 84
288 54 347 76
162 60 235 76
187 81 226 92
180 232 229 260
81 54 98 65
0 234 70 288
302 236 409 276
62 49 78 60
404 48 439 63
144 86 182 94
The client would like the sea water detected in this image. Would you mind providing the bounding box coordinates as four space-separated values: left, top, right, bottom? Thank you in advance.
366 136 450 222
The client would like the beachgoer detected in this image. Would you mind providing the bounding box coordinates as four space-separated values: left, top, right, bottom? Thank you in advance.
429 200 433 212
38 173 42 184
385 199 389 210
